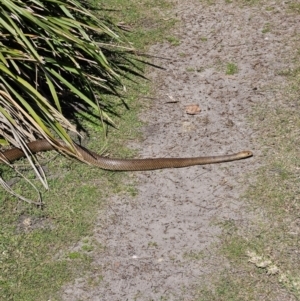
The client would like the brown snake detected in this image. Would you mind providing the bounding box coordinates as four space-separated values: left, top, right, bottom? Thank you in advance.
0 139 253 171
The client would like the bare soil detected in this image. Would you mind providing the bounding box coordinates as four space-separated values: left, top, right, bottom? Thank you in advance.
62 0 300 300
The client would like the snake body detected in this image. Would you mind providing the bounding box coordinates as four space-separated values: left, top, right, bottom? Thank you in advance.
0 139 253 171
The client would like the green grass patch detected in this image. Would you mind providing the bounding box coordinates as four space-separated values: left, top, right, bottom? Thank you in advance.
166 36 181 46
186 67 196 72
289 2 300 14
98 0 176 49
225 62 238 75
0 1 175 300
262 22 271 33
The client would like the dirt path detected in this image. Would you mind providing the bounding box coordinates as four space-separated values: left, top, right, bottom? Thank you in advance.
62 1 299 300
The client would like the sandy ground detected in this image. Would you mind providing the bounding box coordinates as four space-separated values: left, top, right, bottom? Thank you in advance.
62 0 299 300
